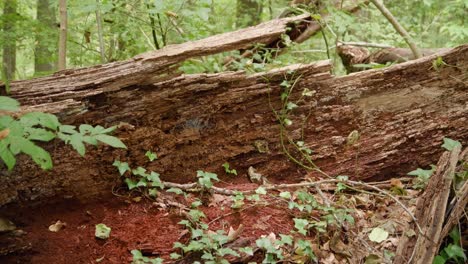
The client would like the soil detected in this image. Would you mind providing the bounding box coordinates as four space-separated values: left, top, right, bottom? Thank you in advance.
0 174 413 264
0 181 298 264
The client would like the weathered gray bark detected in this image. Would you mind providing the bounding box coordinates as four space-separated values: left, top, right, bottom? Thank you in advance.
35 0 56 76
0 15 466 208
2 0 17 82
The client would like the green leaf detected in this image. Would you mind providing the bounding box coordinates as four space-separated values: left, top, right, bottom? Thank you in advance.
95 223 111 239
0 140 16 170
279 234 293 245
294 218 309 235
136 178 147 187
132 167 148 177
408 167 435 180
125 178 138 190
217 248 240 257
20 112 60 131
79 124 94 135
369 227 389 243
59 125 77 134
148 188 158 197
170 252 182 259
442 137 462 151
95 134 127 149
444 244 466 260
25 128 56 142
13 137 52 170
279 191 291 199
238 247 254 256
0 116 14 129
70 133 85 156
82 136 98 145
283 118 292 126
145 150 158 161
433 255 446 264
0 96 20 111
112 160 130 176
167 187 184 195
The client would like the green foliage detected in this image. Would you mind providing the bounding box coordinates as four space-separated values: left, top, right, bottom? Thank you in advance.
442 137 462 151
222 162 237 175
0 96 20 111
197 170 219 189
0 97 126 171
408 165 436 189
145 150 158 161
112 160 163 194
131 250 163 264
435 226 467 264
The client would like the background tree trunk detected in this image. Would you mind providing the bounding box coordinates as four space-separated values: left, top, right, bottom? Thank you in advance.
35 0 57 76
236 0 263 28
2 0 17 82
58 0 67 70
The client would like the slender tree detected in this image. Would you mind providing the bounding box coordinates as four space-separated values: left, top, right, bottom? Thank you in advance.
35 0 57 76
58 0 67 70
95 0 106 63
2 0 18 83
236 0 263 28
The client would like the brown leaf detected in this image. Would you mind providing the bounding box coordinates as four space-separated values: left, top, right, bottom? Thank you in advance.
0 128 10 140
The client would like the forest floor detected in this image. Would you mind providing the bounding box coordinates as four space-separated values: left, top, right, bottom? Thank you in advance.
0 172 419 264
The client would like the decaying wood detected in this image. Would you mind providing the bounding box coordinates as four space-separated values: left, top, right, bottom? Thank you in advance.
0 13 467 208
1 14 312 113
394 146 463 264
337 44 451 73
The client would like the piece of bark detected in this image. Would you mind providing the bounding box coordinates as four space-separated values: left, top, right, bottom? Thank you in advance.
394 145 461 264
338 45 452 73
0 31 466 208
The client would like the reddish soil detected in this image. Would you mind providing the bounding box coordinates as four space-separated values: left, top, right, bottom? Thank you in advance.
0 184 296 264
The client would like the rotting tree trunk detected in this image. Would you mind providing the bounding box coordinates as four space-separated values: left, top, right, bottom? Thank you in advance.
0 15 467 208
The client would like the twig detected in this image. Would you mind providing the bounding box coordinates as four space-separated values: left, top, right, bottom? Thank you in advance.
338 41 393 49
369 0 422 59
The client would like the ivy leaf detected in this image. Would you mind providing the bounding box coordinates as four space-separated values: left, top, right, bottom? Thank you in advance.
279 191 291 199
112 160 130 176
95 134 127 149
125 178 138 190
443 244 466 260
145 150 158 161
255 187 267 195
0 96 20 111
369 227 389 243
238 247 254 256
95 223 111 239
442 137 462 151
294 218 309 235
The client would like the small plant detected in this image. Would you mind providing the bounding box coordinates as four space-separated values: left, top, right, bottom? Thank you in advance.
131 250 163 264
222 162 237 175
145 150 158 161
407 165 436 189
0 96 126 171
434 226 467 264
112 160 163 197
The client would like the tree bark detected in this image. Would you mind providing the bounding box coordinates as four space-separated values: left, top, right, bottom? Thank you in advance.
2 0 17 83
35 0 57 76
58 0 67 70
0 16 466 208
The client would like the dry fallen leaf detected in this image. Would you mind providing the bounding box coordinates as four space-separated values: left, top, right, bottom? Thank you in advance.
49 220 66 232
0 128 10 140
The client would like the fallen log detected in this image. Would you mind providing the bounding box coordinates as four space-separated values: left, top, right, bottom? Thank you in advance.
0 16 467 208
